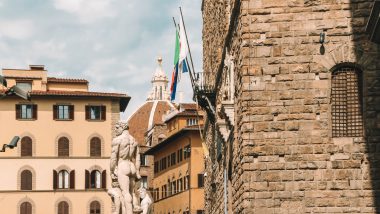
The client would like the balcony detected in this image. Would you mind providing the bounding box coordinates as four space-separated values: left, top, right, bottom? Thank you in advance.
191 72 216 120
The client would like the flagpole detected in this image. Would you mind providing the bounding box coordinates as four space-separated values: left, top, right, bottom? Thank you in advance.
179 7 197 83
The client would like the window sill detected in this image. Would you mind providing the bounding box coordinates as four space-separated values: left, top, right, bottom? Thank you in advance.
85 188 107 191
17 119 36 121
55 119 74 121
86 119 106 122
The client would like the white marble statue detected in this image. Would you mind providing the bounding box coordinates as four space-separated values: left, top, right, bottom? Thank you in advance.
110 121 145 214
139 187 153 214
108 185 125 214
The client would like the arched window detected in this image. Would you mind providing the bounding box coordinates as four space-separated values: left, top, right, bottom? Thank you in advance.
89 201 101 214
21 170 32 190
90 170 101 188
331 66 363 137
20 202 32 214
58 170 69 189
58 201 69 214
21 137 32 156
58 137 69 157
85 170 106 189
90 137 101 157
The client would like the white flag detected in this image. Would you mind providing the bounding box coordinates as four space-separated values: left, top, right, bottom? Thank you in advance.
179 15 188 63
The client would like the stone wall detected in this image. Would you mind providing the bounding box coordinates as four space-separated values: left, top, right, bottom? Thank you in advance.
202 0 380 213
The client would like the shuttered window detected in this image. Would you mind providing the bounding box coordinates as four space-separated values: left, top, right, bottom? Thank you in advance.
21 170 32 190
58 170 69 189
332 67 363 137
20 202 32 214
85 106 106 121
58 137 70 157
90 170 101 188
21 137 32 157
56 170 75 189
86 170 106 189
16 104 37 120
53 105 74 120
90 137 101 157
90 201 101 214
58 201 69 214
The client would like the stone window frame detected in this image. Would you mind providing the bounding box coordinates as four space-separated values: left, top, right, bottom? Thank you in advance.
87 197 104 214
55 197 72 214
17 165 36 191
18 133 36 157
55 133 73 157
17 197 36 214
329 62 365 139
314 43 376 140
87 134 104 157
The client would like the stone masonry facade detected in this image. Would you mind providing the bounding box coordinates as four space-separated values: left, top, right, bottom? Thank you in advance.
201 0 380 213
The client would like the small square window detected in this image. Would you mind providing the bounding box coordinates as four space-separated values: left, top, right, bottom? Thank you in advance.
54 105 74 120
86 105 106 121
16 104 37 120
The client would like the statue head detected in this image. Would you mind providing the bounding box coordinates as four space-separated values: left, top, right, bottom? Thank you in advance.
139 187 147 199
115 121 129 136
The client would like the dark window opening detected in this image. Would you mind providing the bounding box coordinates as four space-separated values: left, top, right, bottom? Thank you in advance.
21 170 32 190
58 137 70 157
331 67 363 137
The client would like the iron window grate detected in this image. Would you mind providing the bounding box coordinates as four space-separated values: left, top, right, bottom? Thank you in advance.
331 67 363 137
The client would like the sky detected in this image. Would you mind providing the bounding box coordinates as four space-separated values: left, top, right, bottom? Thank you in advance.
0 0 203 119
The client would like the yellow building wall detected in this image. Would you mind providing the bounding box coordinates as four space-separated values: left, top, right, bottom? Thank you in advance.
152 131 205 214
2 69 47 91
47 83 88 92
0 97 113 157
0 192 111 214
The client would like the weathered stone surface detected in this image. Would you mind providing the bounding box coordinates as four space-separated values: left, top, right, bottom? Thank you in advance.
202 0 380 213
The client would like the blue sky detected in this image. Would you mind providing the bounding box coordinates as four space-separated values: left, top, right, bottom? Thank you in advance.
0 0 203 118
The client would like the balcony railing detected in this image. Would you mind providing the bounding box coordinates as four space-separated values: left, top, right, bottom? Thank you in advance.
191 72 216 120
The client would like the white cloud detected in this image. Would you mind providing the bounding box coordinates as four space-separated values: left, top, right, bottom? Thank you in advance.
53 0 116 23
0 0 203 117
31 40 67 60
0 20 34 40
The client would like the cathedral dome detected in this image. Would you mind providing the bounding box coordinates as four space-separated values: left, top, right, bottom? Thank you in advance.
127 57 174 144
128 100 173 144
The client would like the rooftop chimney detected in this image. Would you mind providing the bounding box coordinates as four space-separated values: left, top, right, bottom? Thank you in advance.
29 65 45 70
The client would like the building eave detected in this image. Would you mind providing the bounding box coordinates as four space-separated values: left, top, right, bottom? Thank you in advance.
144 127 200 155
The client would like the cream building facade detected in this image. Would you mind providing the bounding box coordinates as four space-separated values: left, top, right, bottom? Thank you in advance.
0 65 130 214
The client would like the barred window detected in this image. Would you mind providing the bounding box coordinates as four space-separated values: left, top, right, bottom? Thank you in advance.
331 67 363 137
